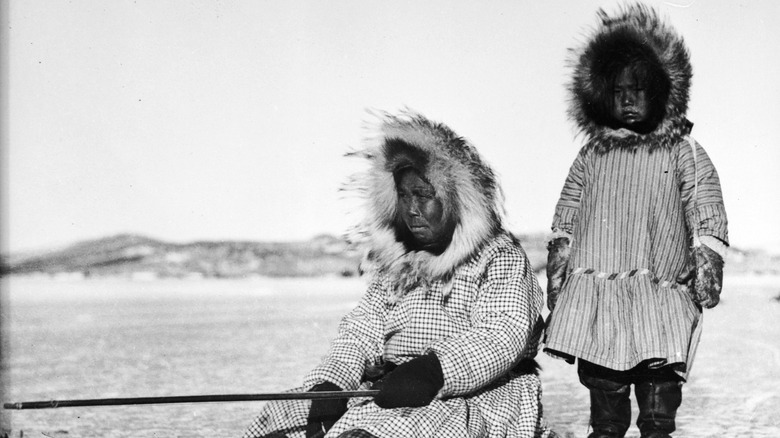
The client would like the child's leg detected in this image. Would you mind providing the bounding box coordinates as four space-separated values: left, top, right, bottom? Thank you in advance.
578 360 632 438
633 366 683 438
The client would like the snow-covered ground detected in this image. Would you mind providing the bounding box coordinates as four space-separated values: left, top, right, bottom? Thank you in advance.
538 274 780 437
2 274 778 437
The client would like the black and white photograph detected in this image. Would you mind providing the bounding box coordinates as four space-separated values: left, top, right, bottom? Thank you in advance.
1 1 778 437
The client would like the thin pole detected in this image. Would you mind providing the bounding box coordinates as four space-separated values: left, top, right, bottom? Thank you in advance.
3 390 379 410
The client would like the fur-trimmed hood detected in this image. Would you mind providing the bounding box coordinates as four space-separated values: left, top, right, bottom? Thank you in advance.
568 3 692 152
344 110 507 301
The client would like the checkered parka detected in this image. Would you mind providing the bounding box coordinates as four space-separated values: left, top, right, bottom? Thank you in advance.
243 234 554 438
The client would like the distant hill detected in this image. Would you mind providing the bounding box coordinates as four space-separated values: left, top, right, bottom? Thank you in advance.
1 233 775 279
1 234 364 279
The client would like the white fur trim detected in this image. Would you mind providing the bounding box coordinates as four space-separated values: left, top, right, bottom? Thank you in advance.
698 235 728 259
344 110 505 301
546 229 573 246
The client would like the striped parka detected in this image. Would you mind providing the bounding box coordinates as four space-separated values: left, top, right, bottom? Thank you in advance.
543 4 729 379
543 137 728 378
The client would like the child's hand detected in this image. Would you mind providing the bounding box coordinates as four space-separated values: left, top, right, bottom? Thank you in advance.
546 237 571 311
676 244 724 309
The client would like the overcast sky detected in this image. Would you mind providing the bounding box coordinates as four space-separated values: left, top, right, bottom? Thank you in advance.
3 0 779 254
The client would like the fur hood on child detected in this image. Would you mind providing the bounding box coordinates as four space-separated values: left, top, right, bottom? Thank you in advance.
344 110 508 302
568 3 692 153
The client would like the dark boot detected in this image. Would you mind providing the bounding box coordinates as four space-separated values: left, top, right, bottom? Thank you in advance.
635 377 683 438
585 384 632 438
579 362 632 438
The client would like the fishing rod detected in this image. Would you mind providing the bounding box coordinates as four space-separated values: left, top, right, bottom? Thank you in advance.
3 390 379 410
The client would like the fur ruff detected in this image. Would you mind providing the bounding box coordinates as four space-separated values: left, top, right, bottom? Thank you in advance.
568 3 692 153
344 110 507 302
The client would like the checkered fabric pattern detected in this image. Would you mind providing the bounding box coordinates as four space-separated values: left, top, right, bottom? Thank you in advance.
243 234 555 438
333 429 378 438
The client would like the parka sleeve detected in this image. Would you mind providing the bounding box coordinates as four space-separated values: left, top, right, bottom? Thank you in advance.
677 138 729 246
551 148 588 235
426 242 544 397
302 276 387 391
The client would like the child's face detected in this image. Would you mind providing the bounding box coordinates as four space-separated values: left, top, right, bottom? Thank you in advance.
612 67 650 128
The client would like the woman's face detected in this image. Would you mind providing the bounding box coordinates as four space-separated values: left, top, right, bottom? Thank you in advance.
396 169 452 249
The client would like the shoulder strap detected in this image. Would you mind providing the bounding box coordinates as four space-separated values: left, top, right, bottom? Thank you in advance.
686 136 700 244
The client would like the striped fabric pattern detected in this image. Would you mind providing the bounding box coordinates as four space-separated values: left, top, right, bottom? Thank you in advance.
545 137 728 378
244 235 555 438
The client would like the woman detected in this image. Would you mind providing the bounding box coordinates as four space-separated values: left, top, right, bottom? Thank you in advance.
243 110 553 438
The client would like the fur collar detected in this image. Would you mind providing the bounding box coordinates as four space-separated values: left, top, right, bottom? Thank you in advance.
344 110 506 302
568 3 692 153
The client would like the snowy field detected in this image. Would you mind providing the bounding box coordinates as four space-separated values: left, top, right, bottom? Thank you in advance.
1 273 778 437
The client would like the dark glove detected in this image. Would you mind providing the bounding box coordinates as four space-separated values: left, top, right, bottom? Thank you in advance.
676 244 724 309
362 359 398 384
546 237 571 311
305 381 347 438
374 353 444 409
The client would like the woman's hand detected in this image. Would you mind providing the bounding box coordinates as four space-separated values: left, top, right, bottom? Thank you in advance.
374 353 444 409
306 381 348 437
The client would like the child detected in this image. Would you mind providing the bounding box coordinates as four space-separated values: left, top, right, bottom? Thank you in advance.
544 4 728 438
